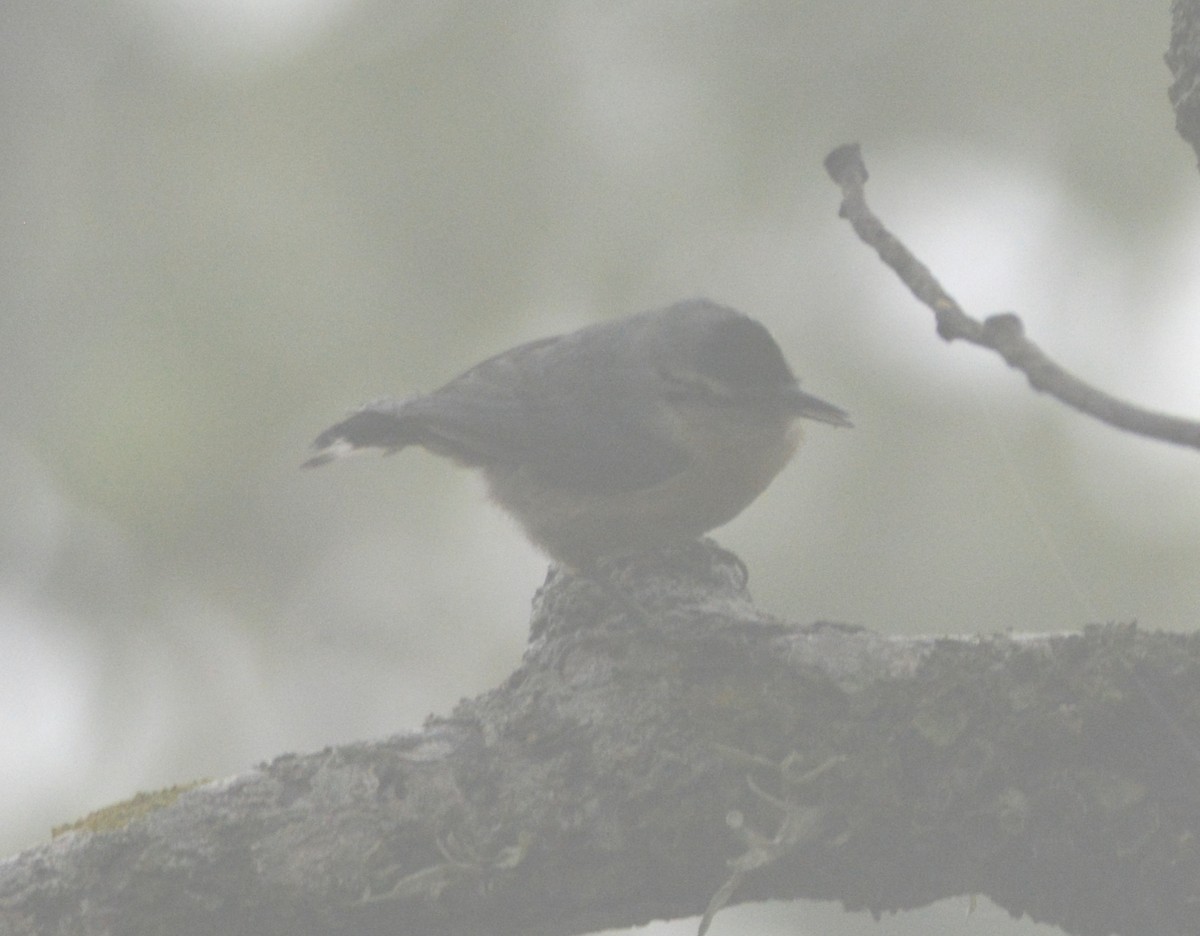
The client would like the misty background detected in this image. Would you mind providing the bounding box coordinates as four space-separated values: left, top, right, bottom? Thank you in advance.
2 3 1197 934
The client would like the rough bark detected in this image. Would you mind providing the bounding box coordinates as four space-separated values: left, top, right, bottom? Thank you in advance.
1169 0 1200 166
1 541 1197 936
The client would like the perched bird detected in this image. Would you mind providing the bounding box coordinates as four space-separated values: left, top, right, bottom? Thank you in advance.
304 299 849 570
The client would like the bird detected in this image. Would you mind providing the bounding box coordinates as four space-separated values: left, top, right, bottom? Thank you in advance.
304 298 849 571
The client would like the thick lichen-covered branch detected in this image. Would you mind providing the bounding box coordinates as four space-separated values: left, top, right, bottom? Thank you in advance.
2 543 1198 936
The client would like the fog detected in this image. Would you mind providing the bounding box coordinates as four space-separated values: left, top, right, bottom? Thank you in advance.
2 3 1196 934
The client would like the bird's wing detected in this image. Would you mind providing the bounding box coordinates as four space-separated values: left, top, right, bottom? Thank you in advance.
404 334 689 494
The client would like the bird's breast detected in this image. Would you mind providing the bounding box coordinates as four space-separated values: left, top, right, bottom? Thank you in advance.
483 409 802 568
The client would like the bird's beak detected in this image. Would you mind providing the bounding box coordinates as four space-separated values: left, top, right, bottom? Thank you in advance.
783 384 852 428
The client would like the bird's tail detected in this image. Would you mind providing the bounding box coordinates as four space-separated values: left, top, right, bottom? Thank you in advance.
302 401 413 468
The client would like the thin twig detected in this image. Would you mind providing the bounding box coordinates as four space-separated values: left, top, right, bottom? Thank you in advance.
824 143 1200 450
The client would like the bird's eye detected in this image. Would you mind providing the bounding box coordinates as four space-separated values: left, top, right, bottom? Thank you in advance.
656 366 738 404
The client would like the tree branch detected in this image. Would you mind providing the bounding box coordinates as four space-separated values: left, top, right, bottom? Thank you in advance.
823 143 1200 450
2 542 1198 936
1168 0 1200 167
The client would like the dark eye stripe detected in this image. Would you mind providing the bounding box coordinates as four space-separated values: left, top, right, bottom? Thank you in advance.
656 367 748 406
